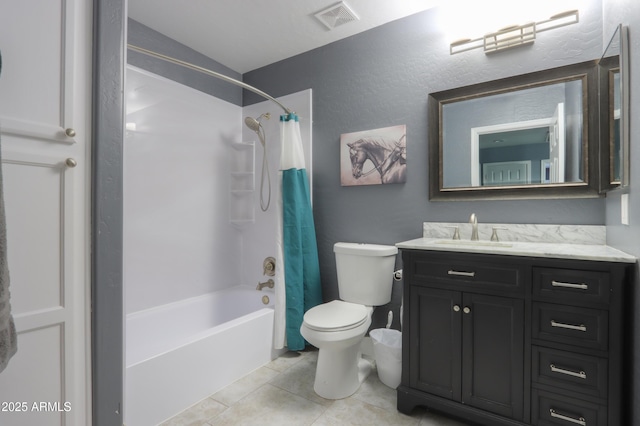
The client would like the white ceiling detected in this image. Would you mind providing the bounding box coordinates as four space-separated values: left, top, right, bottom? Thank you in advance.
127 0 442 74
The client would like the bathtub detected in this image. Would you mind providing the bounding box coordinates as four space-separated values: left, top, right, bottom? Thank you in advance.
125 285 277 426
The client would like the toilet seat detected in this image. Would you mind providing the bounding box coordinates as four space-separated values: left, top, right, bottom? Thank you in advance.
303 300 369 332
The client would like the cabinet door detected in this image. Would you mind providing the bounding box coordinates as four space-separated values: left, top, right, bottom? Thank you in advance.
409 286 462 401
461 293 524 420
0 0 91 425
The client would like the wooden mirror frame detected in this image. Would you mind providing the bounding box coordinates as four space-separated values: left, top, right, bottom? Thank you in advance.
599 24 630 190
429 60 601 201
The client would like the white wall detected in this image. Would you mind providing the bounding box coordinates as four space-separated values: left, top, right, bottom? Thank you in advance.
124 66 243 314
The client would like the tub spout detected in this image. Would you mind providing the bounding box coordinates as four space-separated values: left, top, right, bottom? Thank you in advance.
257 279 274 291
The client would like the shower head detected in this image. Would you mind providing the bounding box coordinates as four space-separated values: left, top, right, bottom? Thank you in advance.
244 112 270 133
244 116 262 132
244 112 272 211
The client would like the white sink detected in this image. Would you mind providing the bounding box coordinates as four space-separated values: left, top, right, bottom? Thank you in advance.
434 239 513 248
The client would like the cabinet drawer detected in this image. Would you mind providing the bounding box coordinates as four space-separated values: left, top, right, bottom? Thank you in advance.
532 389 607 426
532 303 608 350
411 256 523 294
532 346 608 399
533 267 610 306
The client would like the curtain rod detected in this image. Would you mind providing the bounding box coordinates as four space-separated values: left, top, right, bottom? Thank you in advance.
127 44 293 115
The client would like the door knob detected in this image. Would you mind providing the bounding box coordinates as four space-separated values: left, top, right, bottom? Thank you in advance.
453 305 460 312
65 128 76 137
463 306 471 314
65 158 77 168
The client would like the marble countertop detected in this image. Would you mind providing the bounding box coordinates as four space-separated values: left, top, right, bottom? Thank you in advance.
396 237 637 263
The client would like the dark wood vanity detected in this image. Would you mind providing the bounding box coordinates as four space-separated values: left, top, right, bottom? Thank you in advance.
398 249 633 426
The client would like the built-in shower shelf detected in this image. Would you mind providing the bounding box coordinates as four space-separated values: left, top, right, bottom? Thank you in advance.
229 141 255 226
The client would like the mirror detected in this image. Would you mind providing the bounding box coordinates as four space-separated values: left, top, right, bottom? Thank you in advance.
599 24 630 188
429 60 600 201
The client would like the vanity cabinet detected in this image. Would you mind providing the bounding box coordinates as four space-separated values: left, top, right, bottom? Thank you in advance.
530 265 619 426
398 249 631 426
410 287 525 419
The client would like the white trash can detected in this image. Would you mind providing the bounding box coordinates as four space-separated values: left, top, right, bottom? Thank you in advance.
369 328 402 389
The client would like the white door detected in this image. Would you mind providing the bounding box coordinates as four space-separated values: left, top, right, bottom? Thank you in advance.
482 161 532 186
549 103 566 183
0 1 91 425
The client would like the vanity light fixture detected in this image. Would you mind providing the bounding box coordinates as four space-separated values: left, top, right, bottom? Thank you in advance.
450 9 579 55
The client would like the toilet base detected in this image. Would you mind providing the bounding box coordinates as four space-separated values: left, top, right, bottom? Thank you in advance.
313 343 373 399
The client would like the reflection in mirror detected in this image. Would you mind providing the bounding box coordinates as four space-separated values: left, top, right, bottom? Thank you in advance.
599 24 630 188
612 72 621 180
429 60 600 201
442 81 582 188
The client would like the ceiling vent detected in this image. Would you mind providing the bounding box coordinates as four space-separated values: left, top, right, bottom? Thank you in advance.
314 1 359 30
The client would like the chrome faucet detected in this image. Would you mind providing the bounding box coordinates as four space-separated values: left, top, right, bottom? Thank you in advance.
469 213 479 241
257 279 274 291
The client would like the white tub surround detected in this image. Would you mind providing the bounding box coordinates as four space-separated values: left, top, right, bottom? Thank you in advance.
395 223 636 263
125 286 277 426
125 66 243 313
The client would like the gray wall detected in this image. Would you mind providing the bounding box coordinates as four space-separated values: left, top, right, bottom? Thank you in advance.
94 0 640 424
93 0 125 424
243 3 605 329
128 19 242 106
602 0 640 422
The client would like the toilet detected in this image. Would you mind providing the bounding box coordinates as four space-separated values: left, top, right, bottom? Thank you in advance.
300 242 398 399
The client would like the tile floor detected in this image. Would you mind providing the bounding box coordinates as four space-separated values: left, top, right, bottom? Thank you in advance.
160 349 470 426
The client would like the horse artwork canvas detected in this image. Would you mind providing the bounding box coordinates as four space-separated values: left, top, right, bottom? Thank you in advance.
340 125 407 186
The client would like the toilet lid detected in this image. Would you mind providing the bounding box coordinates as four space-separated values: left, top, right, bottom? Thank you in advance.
303 300 369 332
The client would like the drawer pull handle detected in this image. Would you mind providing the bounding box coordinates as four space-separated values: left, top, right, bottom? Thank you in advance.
448 270 475 277
551 280 588 290
550 364 587 379
550 409 586 426
551 320 587 332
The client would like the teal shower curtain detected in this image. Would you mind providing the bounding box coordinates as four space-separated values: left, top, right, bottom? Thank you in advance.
279 113 322 351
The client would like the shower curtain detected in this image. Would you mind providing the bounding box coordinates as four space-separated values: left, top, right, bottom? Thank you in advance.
274 113 322 351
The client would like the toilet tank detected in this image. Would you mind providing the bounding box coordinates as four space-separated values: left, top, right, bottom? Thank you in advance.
334 242 398 306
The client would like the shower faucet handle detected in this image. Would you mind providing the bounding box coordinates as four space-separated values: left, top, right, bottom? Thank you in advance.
263 257 276 276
